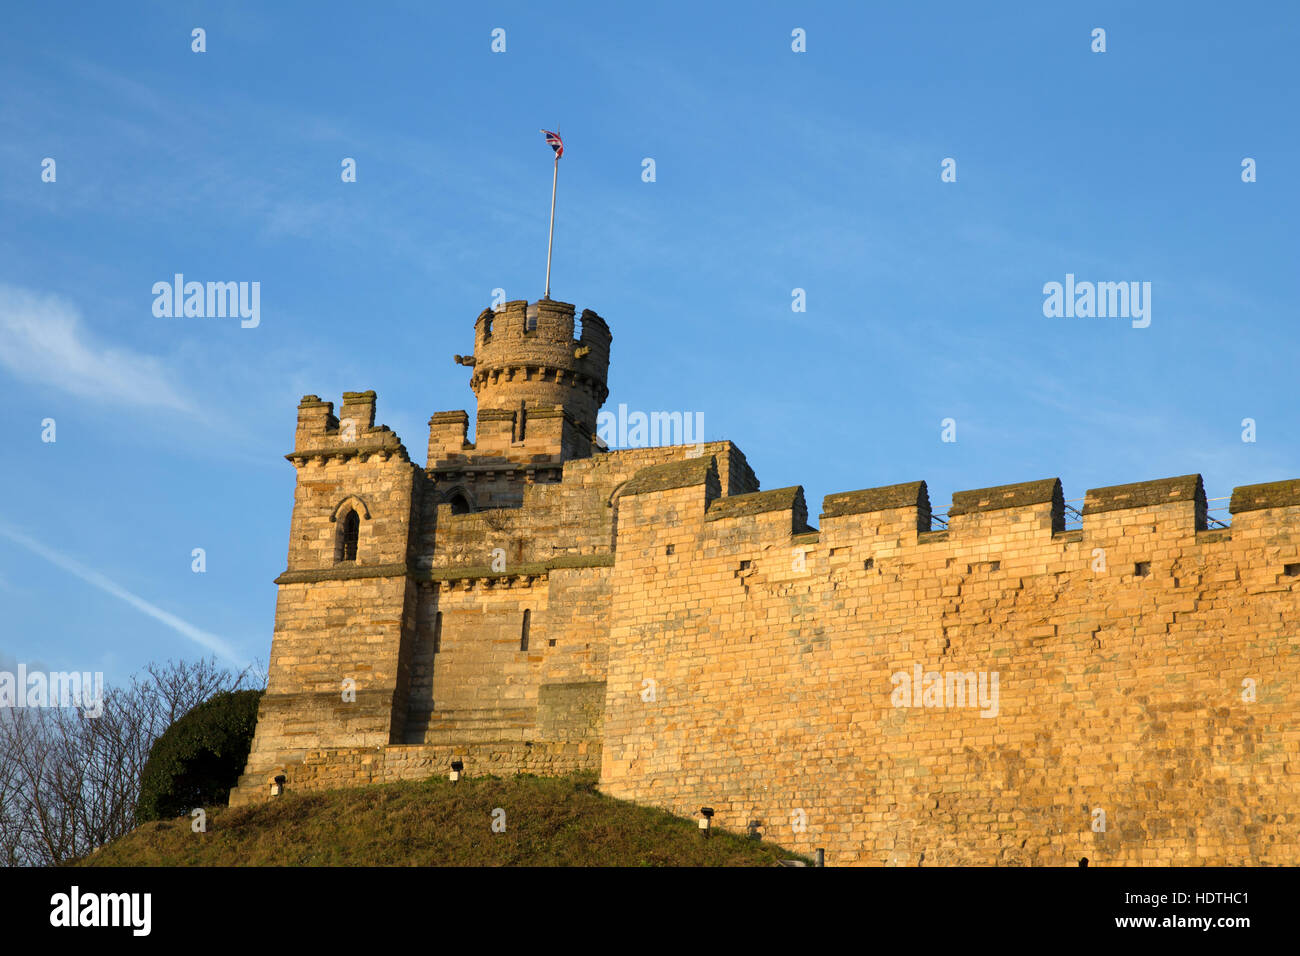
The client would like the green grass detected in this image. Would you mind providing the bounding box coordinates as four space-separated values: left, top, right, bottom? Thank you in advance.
76 772 811 867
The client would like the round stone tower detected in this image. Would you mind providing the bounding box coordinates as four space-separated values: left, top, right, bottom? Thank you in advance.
465 298 611 444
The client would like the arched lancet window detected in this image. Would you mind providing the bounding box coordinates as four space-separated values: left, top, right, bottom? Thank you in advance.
336 509 360 562
433 611 443 653
447 491 471 515
520 609 531 652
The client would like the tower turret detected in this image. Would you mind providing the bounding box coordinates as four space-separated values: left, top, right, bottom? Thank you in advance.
452 298 610 460
432 298 613 510
469 298 609 423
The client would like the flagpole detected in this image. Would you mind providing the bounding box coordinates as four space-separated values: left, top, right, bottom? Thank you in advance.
544 151 558 300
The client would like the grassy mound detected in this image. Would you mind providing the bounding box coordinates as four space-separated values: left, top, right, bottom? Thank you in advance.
77 772 810 867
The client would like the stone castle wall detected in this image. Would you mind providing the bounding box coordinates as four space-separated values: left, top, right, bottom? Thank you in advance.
599 463 1300 865
231 324 1299 864
231 384 760 806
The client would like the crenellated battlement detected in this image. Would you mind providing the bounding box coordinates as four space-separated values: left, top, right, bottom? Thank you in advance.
471 299 611 354
464 299 611 418
614 459 1300 579
438 299 614 471
288 391 410 465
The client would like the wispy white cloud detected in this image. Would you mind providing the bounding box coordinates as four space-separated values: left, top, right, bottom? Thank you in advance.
0 282 194 412
0 524 246 666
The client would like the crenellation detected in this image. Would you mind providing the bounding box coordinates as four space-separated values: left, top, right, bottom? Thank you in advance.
473 407 517 456
706 486 810 532
1084 473 1207 532
339 389 377 429
949 478 1064 536
293 394 338 450
576 308 611 364
427 410 471 462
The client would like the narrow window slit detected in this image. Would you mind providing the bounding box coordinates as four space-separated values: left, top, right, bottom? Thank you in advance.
336 509 360 562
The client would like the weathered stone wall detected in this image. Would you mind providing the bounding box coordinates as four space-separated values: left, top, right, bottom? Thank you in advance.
416 441 757 565
238 394 422 791
230 739 600 806
234 359 1299 867
600 463 1300 866
409 577 549 715
233 373 761 807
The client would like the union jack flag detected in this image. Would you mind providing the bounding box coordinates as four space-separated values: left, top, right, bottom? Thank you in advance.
541 129 564 158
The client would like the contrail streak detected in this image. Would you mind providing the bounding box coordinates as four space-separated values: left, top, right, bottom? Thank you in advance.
0 524 245 665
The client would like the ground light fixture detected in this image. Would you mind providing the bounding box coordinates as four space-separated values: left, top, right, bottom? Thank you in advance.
450 759 464 783
699 806 714 837
270 774 285 797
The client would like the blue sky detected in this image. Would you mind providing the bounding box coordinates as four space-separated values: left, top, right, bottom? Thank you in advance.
1 2 1297 684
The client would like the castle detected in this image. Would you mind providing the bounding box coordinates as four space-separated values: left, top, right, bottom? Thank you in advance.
230 296 1300 866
